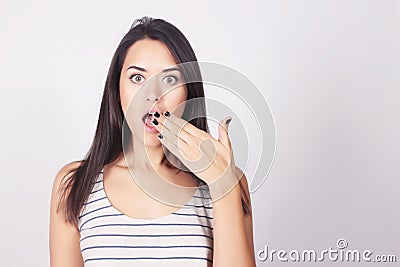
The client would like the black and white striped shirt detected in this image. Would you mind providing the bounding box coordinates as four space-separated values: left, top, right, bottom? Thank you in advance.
78 170 214 266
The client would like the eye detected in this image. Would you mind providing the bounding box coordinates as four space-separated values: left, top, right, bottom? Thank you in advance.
130 74 145 84
162 75 178 85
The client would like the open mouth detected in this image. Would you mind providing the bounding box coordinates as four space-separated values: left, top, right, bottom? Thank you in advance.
142 113 153 125
142 111 158 133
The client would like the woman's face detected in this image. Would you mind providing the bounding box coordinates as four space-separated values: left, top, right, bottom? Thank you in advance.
119 38 188 146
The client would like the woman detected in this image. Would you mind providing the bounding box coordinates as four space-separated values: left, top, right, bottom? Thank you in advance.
49 16 256 267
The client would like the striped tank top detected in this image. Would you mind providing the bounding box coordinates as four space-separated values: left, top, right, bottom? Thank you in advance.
78 169 214 266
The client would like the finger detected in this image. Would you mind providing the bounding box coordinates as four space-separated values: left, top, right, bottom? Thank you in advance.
158 131 215 175
164 111 209 140
156 132 180 156
156 130 192 163
161 111 220 161
218 116 232 148
151 113 194 145
153 111 218 163
151 116 192 156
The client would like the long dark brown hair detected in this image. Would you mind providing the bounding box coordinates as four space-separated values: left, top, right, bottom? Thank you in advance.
58 16 251 227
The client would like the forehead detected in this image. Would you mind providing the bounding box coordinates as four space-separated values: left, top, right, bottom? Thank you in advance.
123 38 178 73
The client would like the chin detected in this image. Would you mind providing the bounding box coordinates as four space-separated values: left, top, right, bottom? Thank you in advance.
143 135 162 147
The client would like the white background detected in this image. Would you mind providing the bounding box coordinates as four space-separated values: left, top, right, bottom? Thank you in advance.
0 0 399 266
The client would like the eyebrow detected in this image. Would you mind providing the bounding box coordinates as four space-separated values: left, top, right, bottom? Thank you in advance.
127 65 181 73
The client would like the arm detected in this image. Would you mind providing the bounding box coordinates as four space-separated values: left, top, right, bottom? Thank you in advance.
149 113 256 265
237 166 256 259
49 162 84 267
210 166 256 267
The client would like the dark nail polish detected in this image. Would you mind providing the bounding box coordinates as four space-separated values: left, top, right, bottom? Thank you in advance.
226 118 232 124
157 133 163 139
154 111 160 118
152 119 158 125
164 111 170 117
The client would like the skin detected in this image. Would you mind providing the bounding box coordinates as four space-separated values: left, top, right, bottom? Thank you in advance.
49 38 256 266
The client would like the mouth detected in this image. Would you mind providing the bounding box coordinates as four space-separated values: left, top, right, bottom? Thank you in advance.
142 109 161 133
142 113 153 125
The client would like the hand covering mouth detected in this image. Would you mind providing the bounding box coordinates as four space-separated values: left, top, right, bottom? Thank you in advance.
142 109 160 125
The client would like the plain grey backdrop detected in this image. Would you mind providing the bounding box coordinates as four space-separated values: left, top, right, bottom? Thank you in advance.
1 0 399 266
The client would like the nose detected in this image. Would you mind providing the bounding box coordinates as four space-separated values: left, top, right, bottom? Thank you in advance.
145 77 163 103
146 95 159 102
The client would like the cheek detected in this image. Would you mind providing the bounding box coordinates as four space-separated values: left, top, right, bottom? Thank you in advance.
164 86 187 113
120 83 138 115
167 85 187 103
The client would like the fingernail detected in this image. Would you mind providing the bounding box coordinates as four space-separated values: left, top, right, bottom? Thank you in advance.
157 133 163 139
164 111 170 117
154 111 160 118
152 119 158 125
226 118 232 124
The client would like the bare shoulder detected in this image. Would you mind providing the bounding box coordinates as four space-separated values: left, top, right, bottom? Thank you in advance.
51 160 83 223
53 161 83 189
50 160 85 266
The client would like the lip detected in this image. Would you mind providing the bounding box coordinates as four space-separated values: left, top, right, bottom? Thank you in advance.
144 121 158 133
142 108 163 121
142 108 162 133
